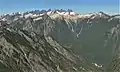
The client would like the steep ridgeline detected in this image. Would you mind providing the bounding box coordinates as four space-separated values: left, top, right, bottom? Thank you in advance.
0 12 104 72
107 25 120 72
0 9 119 71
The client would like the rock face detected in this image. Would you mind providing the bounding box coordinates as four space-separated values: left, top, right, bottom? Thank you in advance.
0 27 81 72
0 12 104 72
107 25 120 72
0 9 119 72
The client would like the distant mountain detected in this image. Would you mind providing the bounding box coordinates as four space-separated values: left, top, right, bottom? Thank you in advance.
0 9 119 72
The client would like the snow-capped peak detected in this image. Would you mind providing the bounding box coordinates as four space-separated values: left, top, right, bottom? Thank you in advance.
76 11 110 19
46 9 77 16
0 9 115 23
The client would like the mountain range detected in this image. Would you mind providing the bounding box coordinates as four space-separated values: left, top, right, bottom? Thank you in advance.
0 9 120 72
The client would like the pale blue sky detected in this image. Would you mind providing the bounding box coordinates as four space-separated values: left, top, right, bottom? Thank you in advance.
0 0 119 14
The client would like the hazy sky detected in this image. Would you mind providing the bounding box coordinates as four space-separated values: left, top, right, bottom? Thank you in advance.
0 0 119 14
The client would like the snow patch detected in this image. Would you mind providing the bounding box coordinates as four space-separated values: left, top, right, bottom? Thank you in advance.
64 12 69 16
50 14 60 19
1 18 7 21
70 12 76 15
39 13 44 16
92 63 102 68
33 17 42 21
47 11 52 15
78 14 93 18
79 67 85 71
56 11 66 15
13 18 19 21
32 14 39 18
108 18 113 22
24 13 33 18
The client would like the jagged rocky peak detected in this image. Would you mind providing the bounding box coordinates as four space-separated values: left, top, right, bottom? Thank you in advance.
1 9 118 22
46 9 77 16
